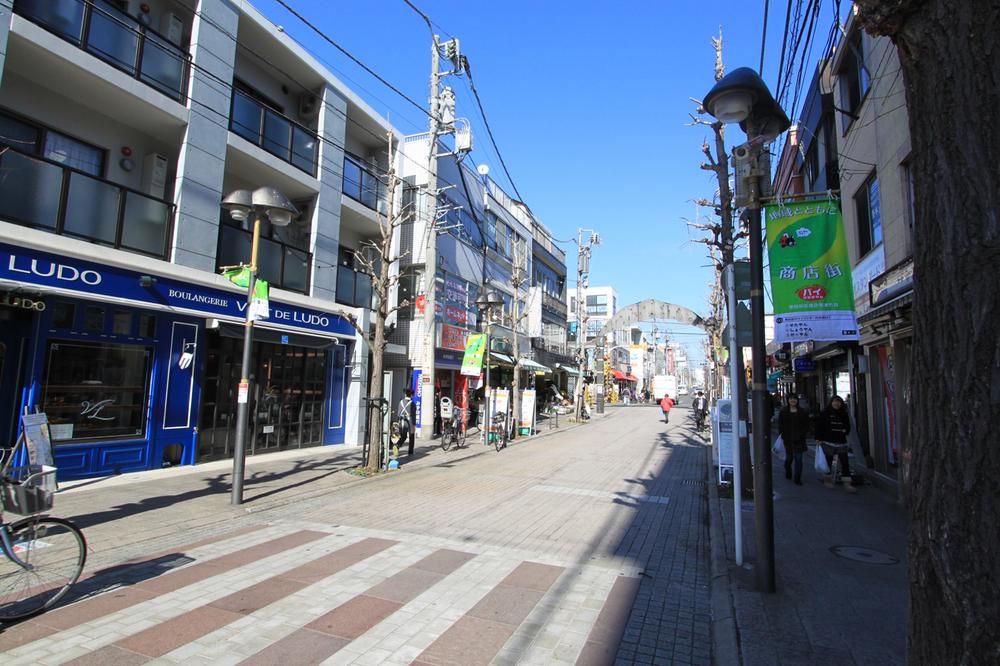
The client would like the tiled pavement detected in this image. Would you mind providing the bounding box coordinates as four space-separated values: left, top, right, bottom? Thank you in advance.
1 406 714 665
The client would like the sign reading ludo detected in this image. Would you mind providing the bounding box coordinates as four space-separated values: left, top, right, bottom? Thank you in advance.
765 199 859 343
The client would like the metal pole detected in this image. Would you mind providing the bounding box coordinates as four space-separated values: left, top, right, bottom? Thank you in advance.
574 231 585 421
748 159 775 592
726 264 743 565
231 213 260 505
485 316 492 442
420 35 441 440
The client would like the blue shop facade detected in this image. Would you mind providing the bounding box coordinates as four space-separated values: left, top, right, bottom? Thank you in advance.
0 242 356 479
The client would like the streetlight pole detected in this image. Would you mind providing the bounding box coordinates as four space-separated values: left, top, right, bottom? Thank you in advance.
703 67 789 593
221 187 298 506
573 228 600 421
476 289 502 442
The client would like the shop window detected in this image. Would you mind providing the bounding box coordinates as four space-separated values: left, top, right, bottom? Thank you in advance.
42 341 152 442
138 314 156 338
112 311 132 336
51 302 75 329
84 306 105 332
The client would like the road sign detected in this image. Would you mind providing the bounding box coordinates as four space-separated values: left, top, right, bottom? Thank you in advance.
723 260 752 299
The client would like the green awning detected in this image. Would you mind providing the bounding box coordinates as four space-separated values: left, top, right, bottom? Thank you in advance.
489 353 515 366
519 358 552 374
556 364 581 376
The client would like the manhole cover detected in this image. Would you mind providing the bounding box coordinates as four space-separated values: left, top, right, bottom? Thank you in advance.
830 546 899 565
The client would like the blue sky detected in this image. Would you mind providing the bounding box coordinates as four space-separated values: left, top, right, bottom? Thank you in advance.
252 0 839 358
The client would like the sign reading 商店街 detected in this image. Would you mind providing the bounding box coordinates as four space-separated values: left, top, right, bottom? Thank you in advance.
765 199 859 343
460 333 487 377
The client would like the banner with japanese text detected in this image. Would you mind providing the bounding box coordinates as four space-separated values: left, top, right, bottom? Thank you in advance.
765 199 859 342
460 333 486 376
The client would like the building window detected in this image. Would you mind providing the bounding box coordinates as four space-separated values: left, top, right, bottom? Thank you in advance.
41 341 153 443
838 30 871 132
804 137 820 189
335 247 373 309
855 172 882 257
0 110 105 177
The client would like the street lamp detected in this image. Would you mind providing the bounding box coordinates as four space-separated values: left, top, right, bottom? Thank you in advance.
221 186 298 506
703 67 789 593
476 288 504 443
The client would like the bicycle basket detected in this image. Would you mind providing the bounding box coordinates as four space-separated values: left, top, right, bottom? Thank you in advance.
2 465 57 515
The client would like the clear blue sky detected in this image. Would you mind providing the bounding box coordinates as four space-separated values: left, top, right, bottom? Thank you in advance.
253 0 840 358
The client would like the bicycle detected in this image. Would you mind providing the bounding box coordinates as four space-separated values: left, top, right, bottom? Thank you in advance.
0 460 87 623
491 412 509 452
440 407 468 451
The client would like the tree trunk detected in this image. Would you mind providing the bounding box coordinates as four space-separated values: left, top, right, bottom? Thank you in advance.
365 308 385 471
856 2 1000 662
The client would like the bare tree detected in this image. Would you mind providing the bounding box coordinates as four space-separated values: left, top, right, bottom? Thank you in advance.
689 28 753 493
350 133 414 472
852 2 1000 662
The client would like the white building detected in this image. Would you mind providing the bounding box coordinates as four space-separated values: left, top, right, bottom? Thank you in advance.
0 0 398 477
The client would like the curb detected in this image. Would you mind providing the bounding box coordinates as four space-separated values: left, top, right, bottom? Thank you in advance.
707 445 741 665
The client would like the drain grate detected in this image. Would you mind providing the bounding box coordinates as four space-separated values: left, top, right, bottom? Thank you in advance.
681 479 706 486
830 546 900 565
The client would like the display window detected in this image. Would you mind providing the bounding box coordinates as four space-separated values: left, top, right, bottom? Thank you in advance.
41 340 153 442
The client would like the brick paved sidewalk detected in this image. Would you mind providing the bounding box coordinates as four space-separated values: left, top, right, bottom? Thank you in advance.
709 440 908 665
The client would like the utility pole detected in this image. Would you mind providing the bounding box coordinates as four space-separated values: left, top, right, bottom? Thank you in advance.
419 35 462 440
573 234 588 422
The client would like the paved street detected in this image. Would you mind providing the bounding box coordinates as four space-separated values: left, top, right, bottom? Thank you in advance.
0 406 712 665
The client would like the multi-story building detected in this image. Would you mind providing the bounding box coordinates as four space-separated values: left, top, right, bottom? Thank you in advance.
395 139 554 427
771 8 913 494
529 217 575 395
0 0 397 477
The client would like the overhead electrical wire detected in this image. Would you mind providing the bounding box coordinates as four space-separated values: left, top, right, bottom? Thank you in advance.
759 0 771 76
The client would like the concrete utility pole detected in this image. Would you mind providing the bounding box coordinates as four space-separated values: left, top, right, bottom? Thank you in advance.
418 35 442 441
419 35 462 439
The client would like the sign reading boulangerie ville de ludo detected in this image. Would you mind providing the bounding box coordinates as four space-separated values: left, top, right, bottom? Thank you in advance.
765 199 859 343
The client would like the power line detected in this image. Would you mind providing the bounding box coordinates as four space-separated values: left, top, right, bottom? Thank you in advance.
272 0 435 122
759 0 772 76
774 0 796 94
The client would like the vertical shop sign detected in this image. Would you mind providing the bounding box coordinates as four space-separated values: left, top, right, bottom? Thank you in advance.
411 370 422 430
766 199 859 342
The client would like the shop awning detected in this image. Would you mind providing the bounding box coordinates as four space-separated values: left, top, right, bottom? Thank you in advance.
611 369 626 380
556 364 581 376
519 358 552 374
489 353 515 366
626 374 639 382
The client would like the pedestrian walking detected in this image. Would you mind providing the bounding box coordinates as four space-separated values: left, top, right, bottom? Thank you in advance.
778 394 810 485
816 395 855 492
397 388 417 456
659 394 674 423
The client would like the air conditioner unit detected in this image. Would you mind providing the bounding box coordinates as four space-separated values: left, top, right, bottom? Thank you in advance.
142 153 169 199
159 12 184 46
298 93 319 119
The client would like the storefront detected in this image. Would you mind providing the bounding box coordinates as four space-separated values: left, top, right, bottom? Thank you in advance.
857 258 914 493
0 242 355 479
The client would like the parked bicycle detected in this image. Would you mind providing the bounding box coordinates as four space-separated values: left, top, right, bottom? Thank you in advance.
440 407 468 451
0 454 87 622
491 412 509 452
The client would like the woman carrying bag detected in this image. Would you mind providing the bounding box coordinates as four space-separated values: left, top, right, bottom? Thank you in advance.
816 395 855 492
778 395 810 485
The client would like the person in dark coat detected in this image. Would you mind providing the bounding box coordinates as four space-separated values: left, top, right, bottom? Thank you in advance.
816 395 855 491
778 394 810 485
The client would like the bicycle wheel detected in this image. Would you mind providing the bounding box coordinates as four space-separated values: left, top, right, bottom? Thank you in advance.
0 516 87 622
441 426 454 451
458 423 468 448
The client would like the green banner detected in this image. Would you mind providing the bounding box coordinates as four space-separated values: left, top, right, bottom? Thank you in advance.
765 199 859 342
460 333 486 377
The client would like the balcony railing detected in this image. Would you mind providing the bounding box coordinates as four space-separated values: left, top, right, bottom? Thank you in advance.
15 0 190 103
543 292 568 317
229 89 318 176
0 147 174 258
216 223 311 294
342 153 388 215
335 267 372 309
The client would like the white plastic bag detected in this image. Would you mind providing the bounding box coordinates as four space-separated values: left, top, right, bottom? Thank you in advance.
814 444 830 474
772 435 786 460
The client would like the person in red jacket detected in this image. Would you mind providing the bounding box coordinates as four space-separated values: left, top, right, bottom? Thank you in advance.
659 394 674 423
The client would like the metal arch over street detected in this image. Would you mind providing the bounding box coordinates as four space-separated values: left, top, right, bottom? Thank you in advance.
595 299 710 341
